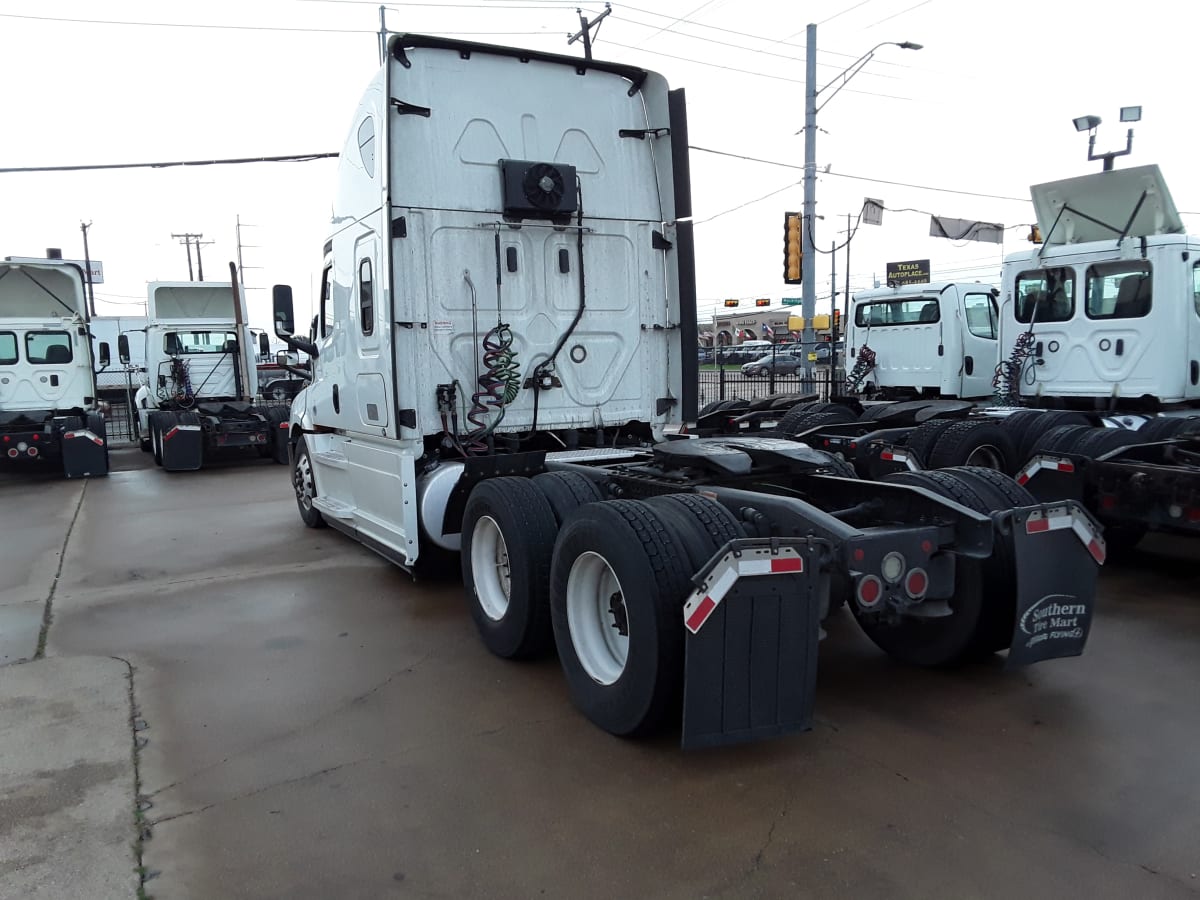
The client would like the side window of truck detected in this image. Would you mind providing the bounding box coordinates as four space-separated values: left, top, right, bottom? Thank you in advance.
320 266 333 339
357 118 375 176
1014 268 1074 323
0 331 16 365
25 331 73 364
1085 261 1151 319
963 293 998 339
1193 262 1200 317
359 259 374 336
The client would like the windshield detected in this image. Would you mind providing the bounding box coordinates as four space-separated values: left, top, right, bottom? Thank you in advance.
166 331 238 354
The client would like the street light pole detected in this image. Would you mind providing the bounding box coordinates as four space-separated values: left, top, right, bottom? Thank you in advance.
802 24 819 361
801 26 922 390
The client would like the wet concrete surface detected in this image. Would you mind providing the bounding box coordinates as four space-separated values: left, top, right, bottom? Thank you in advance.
17 449 1200 898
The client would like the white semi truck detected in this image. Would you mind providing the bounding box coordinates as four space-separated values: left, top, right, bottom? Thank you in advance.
271 34 1104 747
0 256 110 477
125 278 287 471
845 281 1001 400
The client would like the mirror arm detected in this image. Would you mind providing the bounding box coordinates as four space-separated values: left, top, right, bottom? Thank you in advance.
277 332 318 358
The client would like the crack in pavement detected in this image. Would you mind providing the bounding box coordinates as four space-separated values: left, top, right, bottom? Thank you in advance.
148 758 370 827
34 481 88 659
148 654 433 800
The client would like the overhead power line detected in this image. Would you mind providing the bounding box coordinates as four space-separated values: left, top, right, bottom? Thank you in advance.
0 152 339 175
688 146 1030 203
0 10 551 35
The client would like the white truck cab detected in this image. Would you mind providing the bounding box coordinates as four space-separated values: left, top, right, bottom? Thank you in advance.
128 281 288 470
998 164 1200 410
846 281 1000 399
274 33 689 563
0 257 109 476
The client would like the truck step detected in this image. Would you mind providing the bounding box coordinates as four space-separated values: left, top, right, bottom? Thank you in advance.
312 450 349 470
312 497 355 520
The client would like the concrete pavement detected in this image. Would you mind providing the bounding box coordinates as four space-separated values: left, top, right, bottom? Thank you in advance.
4 448 1200 898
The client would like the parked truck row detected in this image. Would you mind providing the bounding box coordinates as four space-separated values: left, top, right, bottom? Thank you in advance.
267 34 1105 748
770 164 1200 554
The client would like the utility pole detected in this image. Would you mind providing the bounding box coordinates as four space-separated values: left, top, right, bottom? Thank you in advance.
802 24 819 346
567 3 612 60
173 232 200 280
801 27 921 385
79 220 96 317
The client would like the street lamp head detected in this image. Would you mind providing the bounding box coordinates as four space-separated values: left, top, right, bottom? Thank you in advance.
1120 105 1142 123
897 41 923 50
1073 114 1102 133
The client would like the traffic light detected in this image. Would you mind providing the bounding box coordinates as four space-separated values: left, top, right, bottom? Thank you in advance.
723 299 739 308
755 298 770 307
783 212 802 285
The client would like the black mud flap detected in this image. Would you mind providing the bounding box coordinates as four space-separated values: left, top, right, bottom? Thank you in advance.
1005 502 1103 668
681 539 826 749
61 430 108 479
161 423 204 471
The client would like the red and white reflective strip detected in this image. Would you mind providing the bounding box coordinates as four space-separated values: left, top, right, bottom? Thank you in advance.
63 430 105 447
879 447 919 471
1024 505 1106 564
683 547 804 635
1016 455 1076 486
162 424 202 442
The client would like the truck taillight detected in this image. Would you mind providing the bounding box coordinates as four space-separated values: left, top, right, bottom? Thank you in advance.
31 433 39 441
856 574 883 609
27 446 38 457
6 448 16 458
904 567 928 599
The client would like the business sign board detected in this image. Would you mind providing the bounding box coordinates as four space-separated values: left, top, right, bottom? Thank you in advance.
886 259 930 286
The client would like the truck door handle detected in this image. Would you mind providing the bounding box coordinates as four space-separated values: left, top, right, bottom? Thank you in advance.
963 355 974 376
1035 341 1043 357
1115 339 1124 356
332 383 340 414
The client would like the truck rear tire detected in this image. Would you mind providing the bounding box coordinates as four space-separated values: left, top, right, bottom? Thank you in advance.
292 440 327 529
149 413 165 466
643 493 745 573
925 420 1016 473
905 418 959 467
1017 411 1091 462
550 499 692 736
532 471 605 525
461 477 559 659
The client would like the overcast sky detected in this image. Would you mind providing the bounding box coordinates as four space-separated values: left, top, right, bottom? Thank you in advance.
1 0 1194 334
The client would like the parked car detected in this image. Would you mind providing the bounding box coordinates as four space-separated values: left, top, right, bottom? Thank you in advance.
741 352 809 377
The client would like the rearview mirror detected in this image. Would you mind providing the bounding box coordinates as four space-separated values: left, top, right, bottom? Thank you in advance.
98 341 110 367
117 334 130 365
258 331 270 358
273 284 296 336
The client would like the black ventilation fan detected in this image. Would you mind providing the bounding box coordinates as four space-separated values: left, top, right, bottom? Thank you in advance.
499 159 578 222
